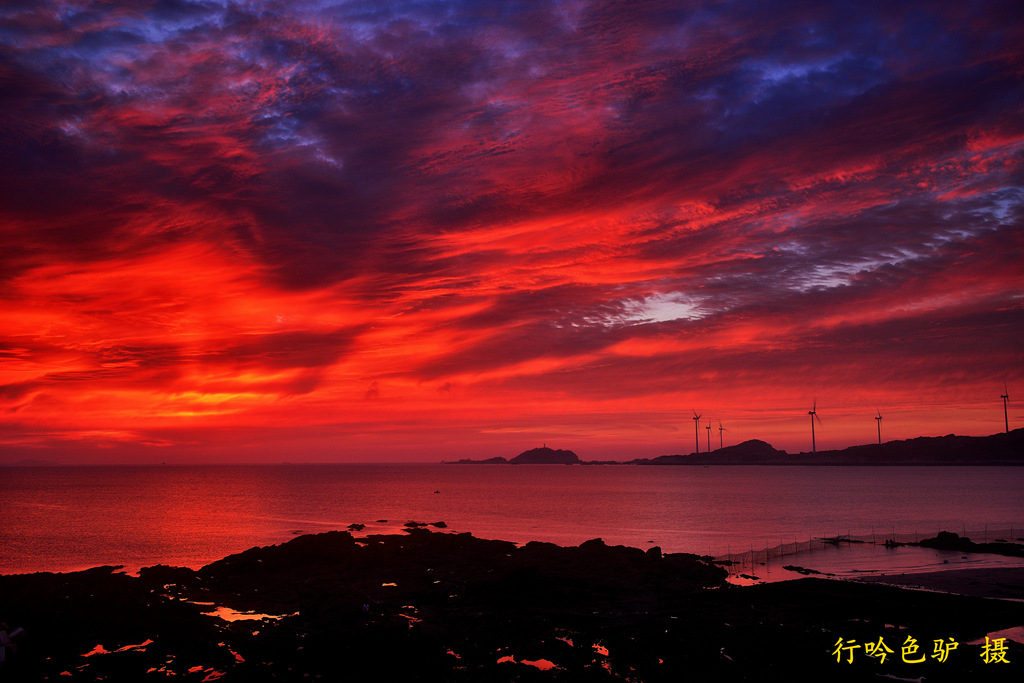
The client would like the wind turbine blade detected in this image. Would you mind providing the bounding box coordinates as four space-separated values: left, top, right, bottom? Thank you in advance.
815 413 823 425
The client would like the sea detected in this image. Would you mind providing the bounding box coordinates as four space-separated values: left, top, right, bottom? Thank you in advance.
2 464 1023 580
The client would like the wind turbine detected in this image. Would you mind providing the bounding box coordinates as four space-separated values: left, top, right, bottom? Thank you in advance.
808 400 822 453
692 411 702 453
875 409 883 445
1002 385 1010 434
706 422 712 453
718 422 726 450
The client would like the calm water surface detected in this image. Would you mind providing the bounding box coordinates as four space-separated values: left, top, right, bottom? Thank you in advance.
1 465 1022 575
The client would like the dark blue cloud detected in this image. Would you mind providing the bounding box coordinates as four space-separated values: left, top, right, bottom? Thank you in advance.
2 0 1022 306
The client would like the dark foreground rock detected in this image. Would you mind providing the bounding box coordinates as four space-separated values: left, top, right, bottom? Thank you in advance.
1 530 1021 682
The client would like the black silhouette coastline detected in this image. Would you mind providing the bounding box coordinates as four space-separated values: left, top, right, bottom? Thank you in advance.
2 527 1021 681
447 429 1024 465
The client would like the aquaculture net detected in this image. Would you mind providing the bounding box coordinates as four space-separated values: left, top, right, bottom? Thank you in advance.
713 524 1024 571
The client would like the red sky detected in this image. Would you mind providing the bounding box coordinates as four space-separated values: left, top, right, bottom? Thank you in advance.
1 0 1022 463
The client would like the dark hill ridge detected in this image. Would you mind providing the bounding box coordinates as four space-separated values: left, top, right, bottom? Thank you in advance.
446 429 1024 466
635 439 784 465
638 428 1024 465
803 429 1024 465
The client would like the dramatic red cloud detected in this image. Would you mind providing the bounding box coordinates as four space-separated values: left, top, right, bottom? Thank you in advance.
1 0 1022 462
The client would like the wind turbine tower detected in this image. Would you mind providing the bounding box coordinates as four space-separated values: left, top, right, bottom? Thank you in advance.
718 422 726 450
692 411 702 454
1002 386 1010 433
706 422 711 452
808 400 822 453
875 410 883 445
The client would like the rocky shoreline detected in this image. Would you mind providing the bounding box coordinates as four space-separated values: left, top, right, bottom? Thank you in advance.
1 527 1022 681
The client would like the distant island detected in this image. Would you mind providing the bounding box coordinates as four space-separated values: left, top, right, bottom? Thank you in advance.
448 446 581 465
448 429 1024 466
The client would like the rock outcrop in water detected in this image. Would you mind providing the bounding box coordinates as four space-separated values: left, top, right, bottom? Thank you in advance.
916 531 1024 557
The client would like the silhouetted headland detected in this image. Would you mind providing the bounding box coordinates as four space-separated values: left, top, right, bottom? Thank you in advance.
448 429 1024 465
3 527 1022 681
652 429 1024 465
638 438 784 464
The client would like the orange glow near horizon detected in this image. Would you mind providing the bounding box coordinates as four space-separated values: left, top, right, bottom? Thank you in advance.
2 1 1023 463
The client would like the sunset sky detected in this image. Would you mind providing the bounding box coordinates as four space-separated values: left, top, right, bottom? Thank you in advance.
2 0 1022 463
